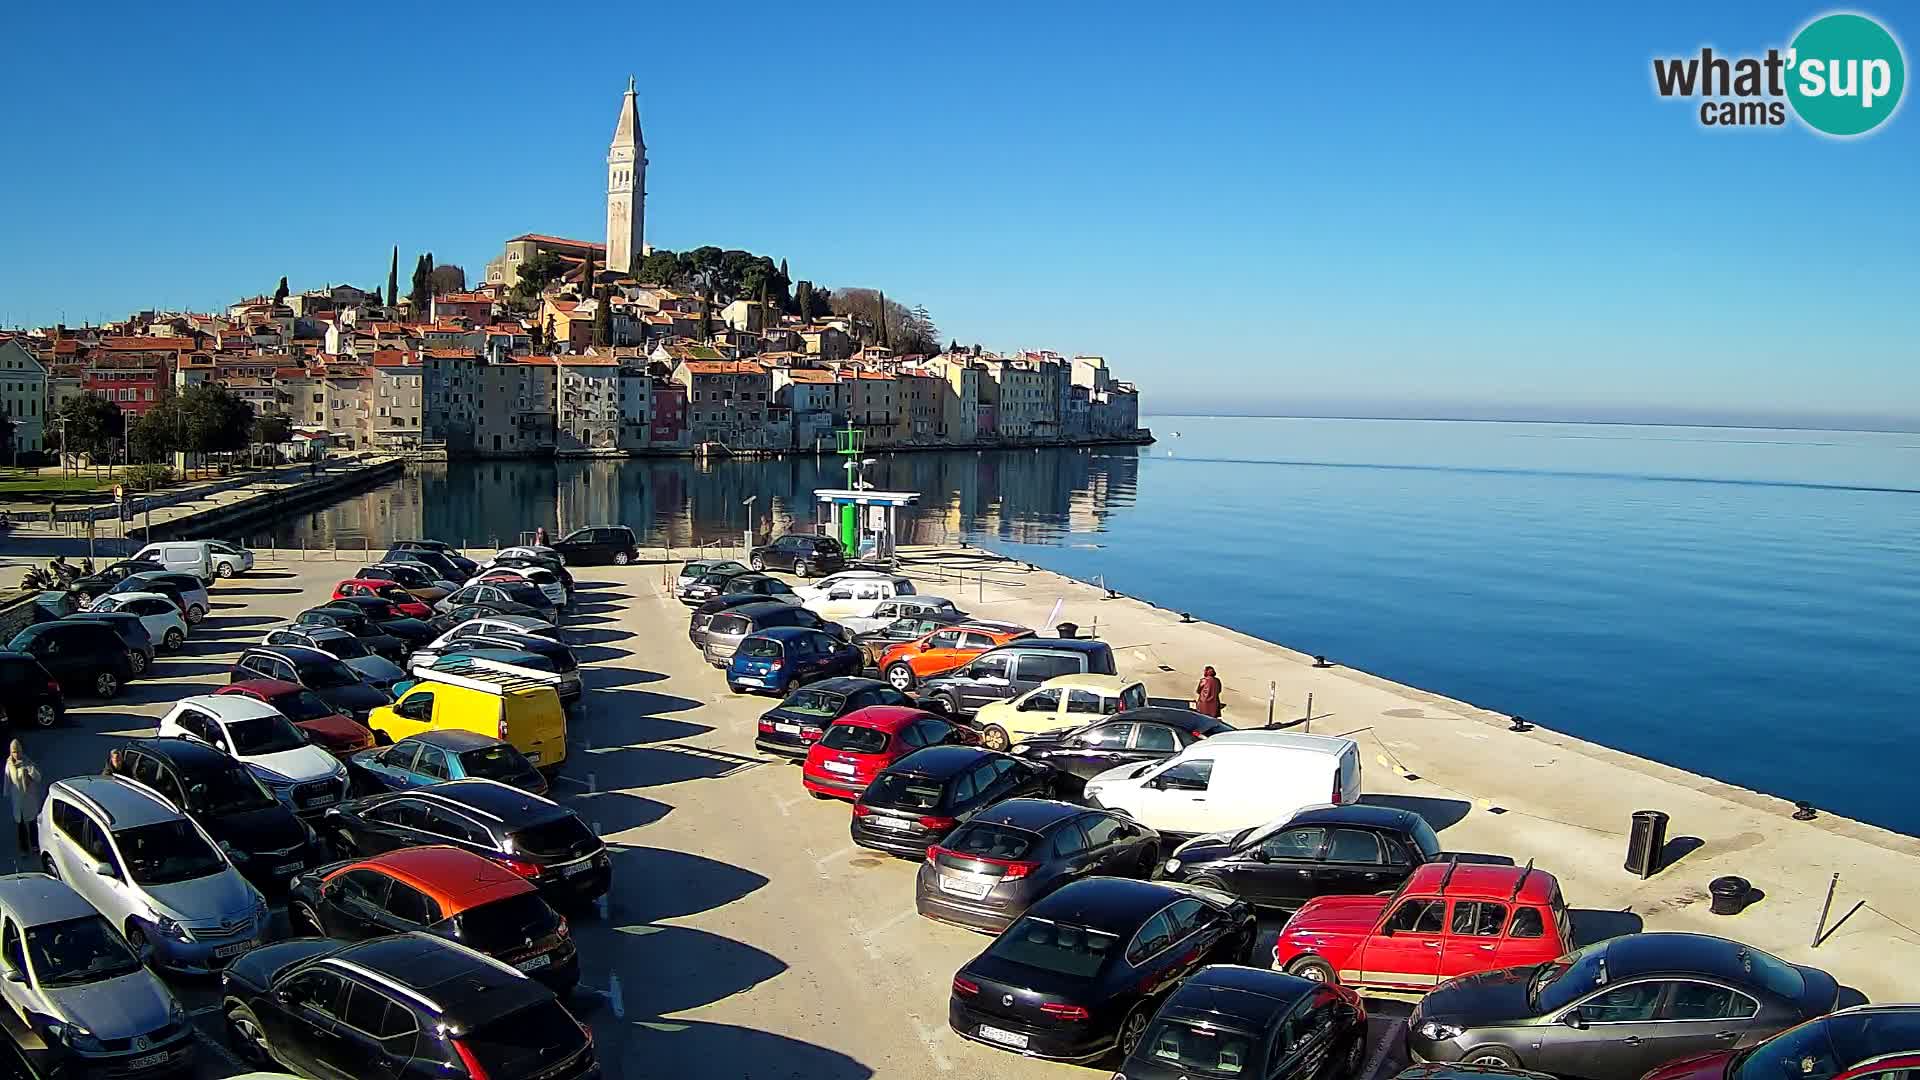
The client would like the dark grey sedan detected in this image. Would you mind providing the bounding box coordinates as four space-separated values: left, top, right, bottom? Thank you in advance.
916 798 1161 934
1406 933 1840 1078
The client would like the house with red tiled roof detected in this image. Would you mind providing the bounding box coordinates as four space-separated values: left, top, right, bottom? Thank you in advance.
670 359 787 449
431 292 494 325
774 366 836 450
834 369 899 443
484 234 607 291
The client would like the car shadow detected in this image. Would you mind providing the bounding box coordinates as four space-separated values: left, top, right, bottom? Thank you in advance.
599 846 768 925
571 744 761 791
197 614 278 631
573 645 631 664
213 586 304 596
570 602 622 616
611 1020 872 1080
1358 794 1472 832
142 660 236 679
590 668 668 689
579 711 711 747
569 627 634 645
1570 908 1645 946
564 789 672 837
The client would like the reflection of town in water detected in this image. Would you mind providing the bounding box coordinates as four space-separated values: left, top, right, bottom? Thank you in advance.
267 448 1143 551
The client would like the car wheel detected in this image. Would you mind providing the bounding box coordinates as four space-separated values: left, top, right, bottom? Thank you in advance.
1191 872 1228 893
749 554 765 571
187 605 206 624
215 561 234 579
1117 1002 1152 1059
94 671 120 698
34 703 58 729
1465 1048 1521 1068
613 551 631 566
1287 957 1335 984
129 650 149 675
41 854 57 879
809 790 832 800
795 560 811 578
291 903 323 937
941 693 963 718
885 663 917 691
125 923 150 958
1341 1030 1368 1075
163 627 184 651
226 1003 271 1065
981 725 1010 752
372 729 393 745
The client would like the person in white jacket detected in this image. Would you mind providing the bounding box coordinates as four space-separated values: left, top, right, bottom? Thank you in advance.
6 740 46 861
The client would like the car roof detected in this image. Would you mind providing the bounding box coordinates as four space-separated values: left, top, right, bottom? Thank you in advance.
1034 673 1139 692
327 933 546 1026
1026 877 1189 933
888 745 999 780
1200 730 1356 755
338 578 398 588
1160 965 1314 1029
1284 804 1425 831
957 620 1026 634
124 736 241 772
1403 861 1559 904
985 637 1111 657
836 705 934 731
408 730 507 752
53 775 181 829
800 676 885 696
1595 933 1796 984
0 873 100 925
177 693 284 723
700 593 769 611
1109 706 1231 732
252 645 339 667
969 798 1084 832
750 626 819 642
221 678 303 697
102 590 174 605
404 778 568 826
722 601 797 619
349 845 534 913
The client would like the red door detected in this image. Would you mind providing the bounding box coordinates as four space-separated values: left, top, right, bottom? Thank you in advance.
1438 899 1509 979
1359 897 1446 988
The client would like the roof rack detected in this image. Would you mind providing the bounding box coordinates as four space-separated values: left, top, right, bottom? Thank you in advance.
1508 858 1535 902
416 657 562 695
1435 858 1460 896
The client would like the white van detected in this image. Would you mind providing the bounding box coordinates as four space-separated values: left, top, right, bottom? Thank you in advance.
1080 730 1362 836
132 540 253 581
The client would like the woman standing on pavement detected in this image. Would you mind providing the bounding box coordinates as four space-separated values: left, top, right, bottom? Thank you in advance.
6 740 45 861
1194 666 1223 718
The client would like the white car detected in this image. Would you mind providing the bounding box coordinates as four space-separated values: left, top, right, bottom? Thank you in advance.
155 696 351 816
469 565 568 608
409 615 565 669
84 591 189 652
496 544 564 564
1081 731 1363 836
835 595 961 636
801 573 918 623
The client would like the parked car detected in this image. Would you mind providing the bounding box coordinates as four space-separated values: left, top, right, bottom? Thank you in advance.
974 674 1149 751
80 591 186 654
368 664 568 772
703 602 837 668
36 775 269 974
690 592 783 648
727 627 865 695
348 730 549 797
878 621 1033 692
156 694 354 817
320 779 610 906
291 606 407 662
853 609 971 667
423 613 563 651
0 875 196 1078
1012 707 1234 793
221 932 598 1078
45 608 158 678
800 706 975 799
231 645 394 722
1271 861 1574 991
838 594 963 637
549 524 639 565
852 746 1058 858
108 571 210 624
65 559 158 600
379 547 469 591
6 620 135 699
103 737 319 890
129 540 219 583
217 679 375 757
1120 964 1369 1080
323 596 439 647
676 559 748 596
354 561 451 602
472 566 569 609
678 565 760 606
1408 933 1841 1075
485 553 576 599
917 799 1163 934
286 845 578 991
332 579 434 620
1161 804 1444 911
387 539 479 577
948 876 1258 1062
919 638 1120 718
412 634 581 707
431 598 551 630
748 533 847 577
1640 1003 1920 1080
435 580 561 624
1083 731 1363 838
754 677 914 759
715 572 799 604
803 573 921 624
0 651 63 728
261 624 408 691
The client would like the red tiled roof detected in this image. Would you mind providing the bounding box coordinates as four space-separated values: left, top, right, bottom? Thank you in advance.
782 368 836 384
508 233 606 251
681 361 767 376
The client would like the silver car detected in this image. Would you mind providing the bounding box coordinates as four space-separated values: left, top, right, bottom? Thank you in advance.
36 776 269 975
260 624 408 691
0 873 194 1076
703 602 834 667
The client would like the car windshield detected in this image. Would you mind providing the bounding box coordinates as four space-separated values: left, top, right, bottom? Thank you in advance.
271 690 336 722
25 915 144 988
209 542 242 556
496 582 545 605
116 820 226 885
820 724 889 754
458 745 541 785
985 915 1118 979
708 614 750 637
1137 1018 1256 1078
945 822 1038 860
452 892 562 952
300 659 360 689
225 714 310 755
863 772 946 811
314 634 370 660
741 637 784 659
695 572 734 588
1529 942 1609 1013
777 689 844 717
189 763 278 815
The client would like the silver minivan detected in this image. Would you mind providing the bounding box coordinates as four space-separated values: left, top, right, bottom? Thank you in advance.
703 602 835 668
131 540 253 582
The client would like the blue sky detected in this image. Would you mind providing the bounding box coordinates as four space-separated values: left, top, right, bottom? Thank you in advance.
3 1 1914 426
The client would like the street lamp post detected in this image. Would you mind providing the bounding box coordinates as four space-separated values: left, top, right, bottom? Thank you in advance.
742 495 757 555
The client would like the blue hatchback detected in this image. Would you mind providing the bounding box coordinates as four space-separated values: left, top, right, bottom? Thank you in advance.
347 729 549 795
727 626 863 695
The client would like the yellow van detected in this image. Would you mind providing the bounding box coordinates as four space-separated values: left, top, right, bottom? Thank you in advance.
367 659 569 770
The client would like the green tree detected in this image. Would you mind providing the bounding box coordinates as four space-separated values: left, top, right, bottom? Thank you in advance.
638 250 681 286
793 281 816 321
409 254 432 312
273 276 289 304
513 252 571 299
428 264 466 295
578 248 596 297
126 403 178 462
252 412 291 446
388 246 400 311
59 394 124 473
0 410 14 465
371 284 384 306
592 288 611 347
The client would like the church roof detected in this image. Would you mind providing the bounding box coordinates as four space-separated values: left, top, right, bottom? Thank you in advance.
612 76 644 149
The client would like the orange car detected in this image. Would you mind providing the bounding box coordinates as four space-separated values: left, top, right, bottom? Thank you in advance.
877 621 1032 691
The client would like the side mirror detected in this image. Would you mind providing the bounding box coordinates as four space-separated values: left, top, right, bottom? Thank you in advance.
1250 847 1270 863
1561 1012 1586 1030
1378 924 1396 937
93 861 118 879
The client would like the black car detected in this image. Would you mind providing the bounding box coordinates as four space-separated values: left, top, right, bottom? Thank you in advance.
916 798 1163 934
65 558 158 599
49 607 160 671
755 677 914 759
433 600 552 632
949 877 1258 1063
690 592 780 647
683 570 796 607
5 621 135 699
852 745 1058 857
0 650 64 728
324 596 438 646
103 737 318 890
550 525 639 566
1159 803 1443 910
853 610 970 666
356 561 448 597
383 547 471 584
294 606 408 661
232 645 394 722
221 932 599 1080
388 539 479 577
1405 932 1841 1076
1013 707 1235 792
321 780 611 906
748 533 847 577
1121 964 1369 1080
920 638 1120 718
439 581 561 623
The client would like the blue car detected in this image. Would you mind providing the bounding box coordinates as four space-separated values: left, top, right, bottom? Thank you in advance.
727 626 864 695
346 729 549 796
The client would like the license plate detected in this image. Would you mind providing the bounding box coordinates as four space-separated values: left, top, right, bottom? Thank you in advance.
735 676 763 686
824 761 855 775
518 953 553 971
940 874 992 899
128 1052 169 1070
564 860 592 876
276 861 303 877
214 940 255 958
867 815 911 830
978 1025 1029 1050
773 722 800 734
303 794 337 808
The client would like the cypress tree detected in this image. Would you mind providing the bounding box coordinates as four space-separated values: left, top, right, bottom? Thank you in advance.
387 246 399 310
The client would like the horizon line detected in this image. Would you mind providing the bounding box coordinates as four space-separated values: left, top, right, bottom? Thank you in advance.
1140 412 1920 437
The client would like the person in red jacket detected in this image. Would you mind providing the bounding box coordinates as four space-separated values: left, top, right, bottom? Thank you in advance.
1194 666 1223 717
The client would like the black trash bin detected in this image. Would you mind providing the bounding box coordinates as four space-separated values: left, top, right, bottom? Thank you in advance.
1055 622 1078 639
1625 809 1670 878
1709 876 1753 915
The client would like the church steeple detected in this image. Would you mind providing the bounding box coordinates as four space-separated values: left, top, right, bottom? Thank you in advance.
606 77 647 274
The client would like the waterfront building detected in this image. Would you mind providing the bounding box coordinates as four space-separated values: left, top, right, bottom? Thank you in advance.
618 368 654 452
0 339 48 454
775 367 836 452
83 356 168 416
930 355 982 444
835 370 898 445
673 359 781 449
548 352 622 454
371 351 425 450
649 381 688 448
894 367 943 443
323 366 373 448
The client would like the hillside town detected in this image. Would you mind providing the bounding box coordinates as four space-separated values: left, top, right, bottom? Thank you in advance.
0 81 1144 463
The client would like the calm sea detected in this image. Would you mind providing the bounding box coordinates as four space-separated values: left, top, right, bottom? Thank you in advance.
272 417 1920 834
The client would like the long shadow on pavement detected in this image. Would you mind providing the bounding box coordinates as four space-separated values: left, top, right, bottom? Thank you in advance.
566 790 673 837
1570 907 1646 946
617 1021 873 1080
1360 793 1472 832
578 712 712 748
574 744 761 791
601 846 768 925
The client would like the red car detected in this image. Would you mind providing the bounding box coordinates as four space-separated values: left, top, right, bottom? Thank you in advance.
1271 861 1573 990
333 578 433 619
1642 1005 1920 1080
217 678 375 758
801 705 977 800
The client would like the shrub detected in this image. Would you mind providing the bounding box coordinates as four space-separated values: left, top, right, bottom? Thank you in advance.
122 464 176 492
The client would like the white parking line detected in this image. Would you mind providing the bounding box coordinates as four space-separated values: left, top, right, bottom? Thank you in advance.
908 1014 954 1072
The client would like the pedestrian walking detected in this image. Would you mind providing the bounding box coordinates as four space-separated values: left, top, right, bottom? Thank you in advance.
6 740 45 861
1194 666 1223 718
535 525 550 547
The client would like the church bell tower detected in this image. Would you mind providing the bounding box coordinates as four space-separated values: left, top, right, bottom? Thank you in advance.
606 76 647 275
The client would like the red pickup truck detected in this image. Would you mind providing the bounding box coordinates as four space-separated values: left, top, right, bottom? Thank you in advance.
1271 861 1574 991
